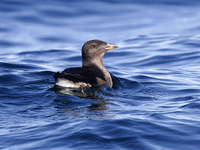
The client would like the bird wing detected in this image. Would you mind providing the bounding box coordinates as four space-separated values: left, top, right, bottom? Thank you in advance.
54 67 105 86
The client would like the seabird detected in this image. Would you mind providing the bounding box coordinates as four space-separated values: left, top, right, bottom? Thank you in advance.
54 39 118 89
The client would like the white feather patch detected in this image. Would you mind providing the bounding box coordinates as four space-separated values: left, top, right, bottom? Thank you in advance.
55 78 91 89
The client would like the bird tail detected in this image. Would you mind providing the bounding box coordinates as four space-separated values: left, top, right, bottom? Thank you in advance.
54 72 61 80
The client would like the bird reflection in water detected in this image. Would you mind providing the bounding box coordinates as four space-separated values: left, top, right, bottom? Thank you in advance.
52 86 110 119
51 74 122 118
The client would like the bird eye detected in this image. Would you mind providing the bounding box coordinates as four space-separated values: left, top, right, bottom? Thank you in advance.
91 45 96 48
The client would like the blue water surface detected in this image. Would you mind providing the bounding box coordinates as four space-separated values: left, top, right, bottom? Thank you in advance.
1 0 200 149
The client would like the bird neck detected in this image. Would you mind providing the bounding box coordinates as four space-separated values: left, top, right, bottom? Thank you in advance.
82 57 104 69
82 58 113 87
83 57 110 74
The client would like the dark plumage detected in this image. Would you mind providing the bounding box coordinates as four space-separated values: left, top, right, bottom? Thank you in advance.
54 40 118 89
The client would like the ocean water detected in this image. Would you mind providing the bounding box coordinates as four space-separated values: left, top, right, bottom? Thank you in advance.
1 0 200 149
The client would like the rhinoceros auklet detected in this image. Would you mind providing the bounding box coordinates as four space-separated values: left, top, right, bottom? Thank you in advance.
54 40 118 89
